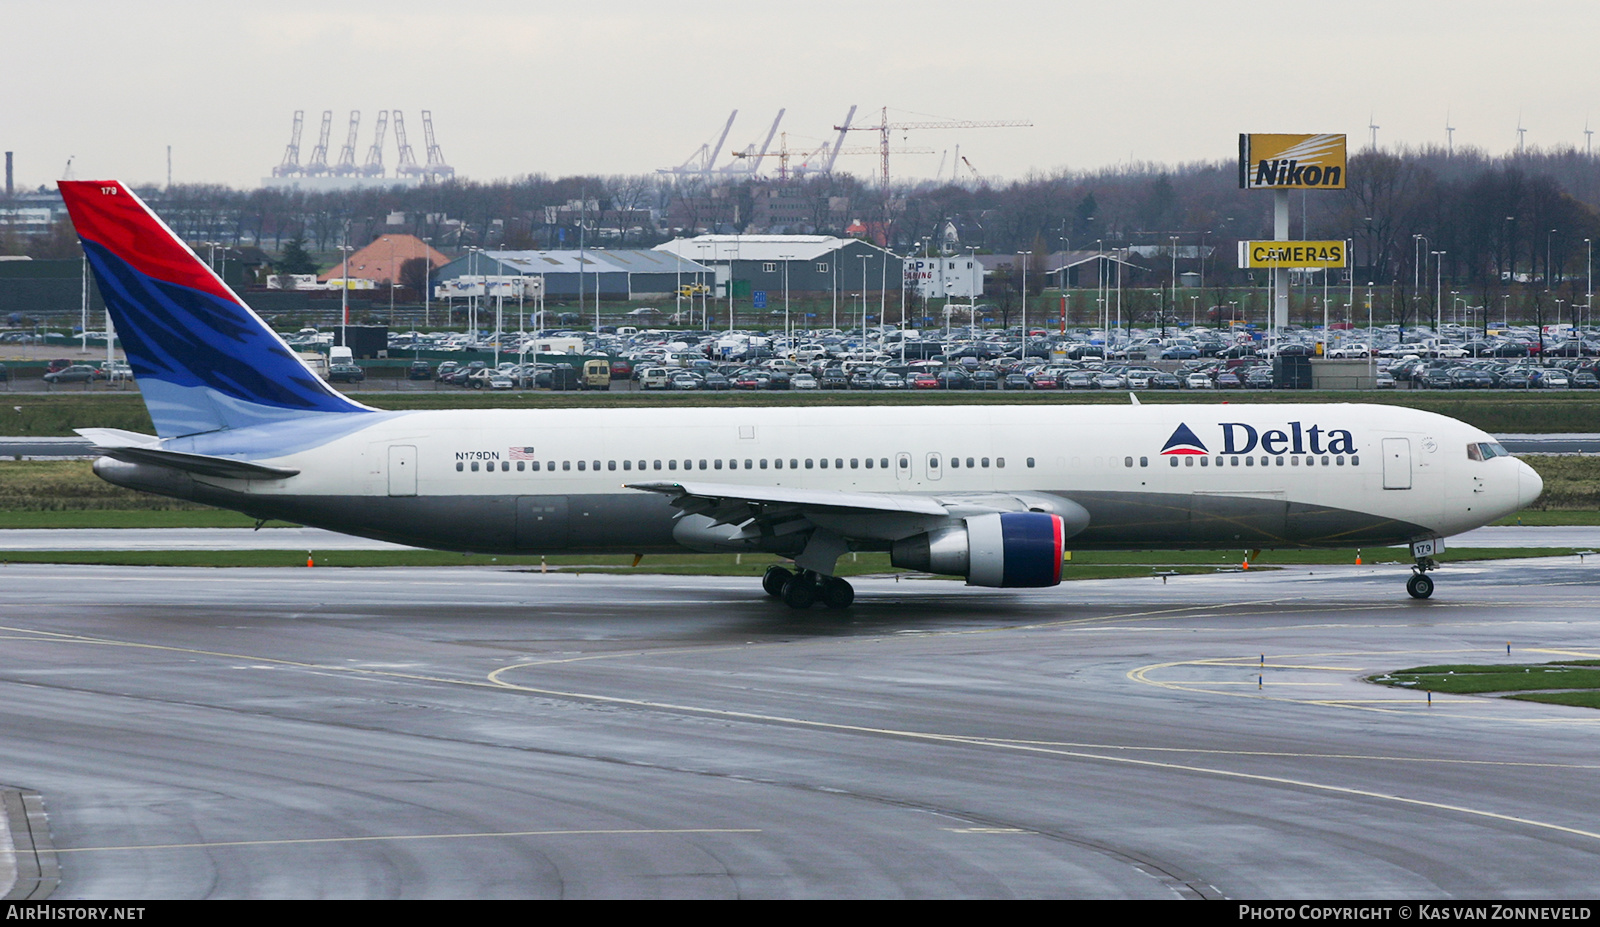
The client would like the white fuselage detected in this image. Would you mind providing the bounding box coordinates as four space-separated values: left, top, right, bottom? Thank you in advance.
137 401 1537 555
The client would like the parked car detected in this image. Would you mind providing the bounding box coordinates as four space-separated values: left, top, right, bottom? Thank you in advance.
43 364 101 384
406 360 433 380
328 363 365 383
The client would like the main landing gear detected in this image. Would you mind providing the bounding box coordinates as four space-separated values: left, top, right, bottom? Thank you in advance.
763 565 854 610
1406 557 1438 600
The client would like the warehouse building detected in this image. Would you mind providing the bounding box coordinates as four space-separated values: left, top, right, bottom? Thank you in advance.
433 249 712 300
653 235 902 300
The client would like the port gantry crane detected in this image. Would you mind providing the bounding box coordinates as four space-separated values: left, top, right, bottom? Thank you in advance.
333 111 362 176
304 111 334 176
362 110 389 177
272 110 305 177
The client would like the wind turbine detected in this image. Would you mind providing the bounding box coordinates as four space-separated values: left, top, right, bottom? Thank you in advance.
1446 110 1455 157
1368 114 1379 151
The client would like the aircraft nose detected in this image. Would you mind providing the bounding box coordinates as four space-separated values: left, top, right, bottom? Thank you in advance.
1517 460 1544 510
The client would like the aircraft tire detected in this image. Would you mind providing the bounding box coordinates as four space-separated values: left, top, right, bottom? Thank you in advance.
781 574 817 609
1406 573 1434 599
762 565 792 598
820 577 855 609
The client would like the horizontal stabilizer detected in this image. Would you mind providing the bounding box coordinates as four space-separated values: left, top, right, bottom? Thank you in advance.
77 428 299 480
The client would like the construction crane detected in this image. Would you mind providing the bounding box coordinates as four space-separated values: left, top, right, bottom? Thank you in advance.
333 111 361 176
834 106 1030 190
393 110 423 178
304 110 334 176
362 110 389 177
422 110 454 181
725 106 858 181
272 110 305 177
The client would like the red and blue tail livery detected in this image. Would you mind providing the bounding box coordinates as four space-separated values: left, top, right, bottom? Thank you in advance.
59 181 370 438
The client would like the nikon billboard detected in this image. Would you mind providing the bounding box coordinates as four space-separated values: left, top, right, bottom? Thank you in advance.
1238 134 1347 190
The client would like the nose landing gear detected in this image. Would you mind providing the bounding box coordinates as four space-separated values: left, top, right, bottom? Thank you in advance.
1406 555 1438 599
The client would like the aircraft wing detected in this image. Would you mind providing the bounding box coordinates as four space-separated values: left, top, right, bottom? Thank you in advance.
625 480 1086 574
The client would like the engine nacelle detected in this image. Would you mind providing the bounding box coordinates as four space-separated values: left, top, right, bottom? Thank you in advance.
890 512 1065 587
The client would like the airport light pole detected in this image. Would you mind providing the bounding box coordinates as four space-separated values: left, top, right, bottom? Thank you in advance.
1018 250 1031 356
780 253 792 347
1433 250 1445 334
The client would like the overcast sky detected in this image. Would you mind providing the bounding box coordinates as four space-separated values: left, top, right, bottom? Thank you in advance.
8 0 1598 191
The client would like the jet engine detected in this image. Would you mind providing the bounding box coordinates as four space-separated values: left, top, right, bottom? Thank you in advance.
891 512 1065 587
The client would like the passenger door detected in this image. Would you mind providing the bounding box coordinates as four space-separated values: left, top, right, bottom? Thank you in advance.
1382 437 1412 490
387 445 417 497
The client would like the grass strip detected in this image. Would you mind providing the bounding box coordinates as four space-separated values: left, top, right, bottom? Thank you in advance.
1369 661 1600 709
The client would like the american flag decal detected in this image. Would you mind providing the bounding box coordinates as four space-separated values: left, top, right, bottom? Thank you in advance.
509 447 537 460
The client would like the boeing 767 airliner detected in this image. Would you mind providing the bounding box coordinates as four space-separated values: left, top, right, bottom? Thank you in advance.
58 180 1541 607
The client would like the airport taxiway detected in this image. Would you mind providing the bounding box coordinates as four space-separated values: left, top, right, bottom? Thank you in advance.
1 558 1597 899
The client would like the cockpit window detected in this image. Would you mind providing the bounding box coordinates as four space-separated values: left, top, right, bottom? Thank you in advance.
1468 442 1510 461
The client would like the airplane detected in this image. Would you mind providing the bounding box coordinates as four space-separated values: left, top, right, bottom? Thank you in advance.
58 179 1542 607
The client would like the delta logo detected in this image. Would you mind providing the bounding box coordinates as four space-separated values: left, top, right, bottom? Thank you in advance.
1161 423 1209 455
1162 421 1358 456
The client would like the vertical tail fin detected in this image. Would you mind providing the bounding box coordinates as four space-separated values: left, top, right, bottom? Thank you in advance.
58 180 371 438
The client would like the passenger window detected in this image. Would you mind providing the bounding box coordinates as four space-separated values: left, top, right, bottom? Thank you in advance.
1139 457 1147 467
577 461 586 471
532 461 541 471
881 458 889 469
791 459 798 469
638 460 646 471
1170 457 1179 467
517 461 525 471
714 459 723 470
1351 455 1360 466
820 458 828 469
668 460 677 470
1124 456 1133 468
698 460 706 470
996 458 1004 468
1027 458 1035 468
951 458 960 469
1337 456 1346 466
456 462 464 472
1276 457 1284 466
744 459 752 469
1185 457 1194 467
1322 456 1330 466
966 458 975 468
851 459 859 469
981 458 989 468
653 460 662 470
805 459 814 469
864 458 872 469
593 460 600 471
1245 457 1253 467
835 459 843 469
1200 457 1208 467
622 460 631 471
761 459 769 469
608 460 616 471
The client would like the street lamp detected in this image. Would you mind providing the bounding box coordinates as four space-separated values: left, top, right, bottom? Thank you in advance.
780 253 792 347
1432 250 1445 335
1018 250 1032 356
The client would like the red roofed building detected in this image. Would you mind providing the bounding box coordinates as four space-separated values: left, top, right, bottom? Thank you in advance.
318 234 450 284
